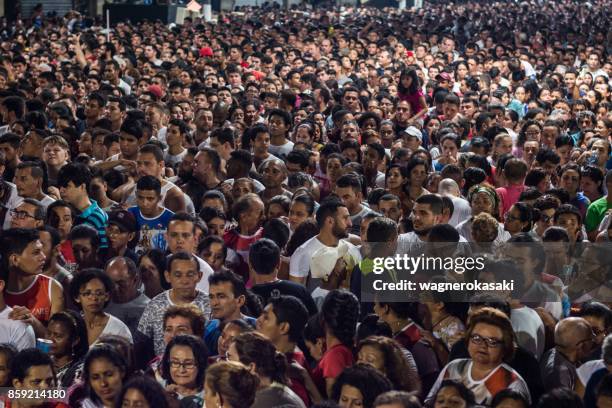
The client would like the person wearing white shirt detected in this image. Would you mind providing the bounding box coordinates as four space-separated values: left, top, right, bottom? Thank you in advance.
0 305 36 351
14 161 55 209
165 213 214 294
438 178 472 227
397 194 467 255
289 198 361 293
0 180 21 230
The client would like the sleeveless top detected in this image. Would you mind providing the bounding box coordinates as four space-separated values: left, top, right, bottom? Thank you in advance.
125 179 195 216
5 274 57 324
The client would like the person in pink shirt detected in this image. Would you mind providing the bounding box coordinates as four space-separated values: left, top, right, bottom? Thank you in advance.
496 158 528 218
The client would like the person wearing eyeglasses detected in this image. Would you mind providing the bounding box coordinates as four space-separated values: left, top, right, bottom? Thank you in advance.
532 195 560 238
577 302 611 362
69 268 133 346
503 202 534 239
540 316 594 391
9 197 45 229
426 307 531 407
160 335 208 405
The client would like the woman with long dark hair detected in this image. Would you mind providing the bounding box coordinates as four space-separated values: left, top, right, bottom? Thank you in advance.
398 69 427 122
115 375 170 408
314 289 360 397
47 310 89 387
80 344 128 408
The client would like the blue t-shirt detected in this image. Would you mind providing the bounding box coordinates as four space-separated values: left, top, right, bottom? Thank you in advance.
128 206 174 256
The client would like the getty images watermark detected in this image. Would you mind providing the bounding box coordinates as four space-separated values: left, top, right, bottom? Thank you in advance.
369 254 514 292
353 241 612 303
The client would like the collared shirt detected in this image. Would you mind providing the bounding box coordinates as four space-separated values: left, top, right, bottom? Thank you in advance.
77 199 109 247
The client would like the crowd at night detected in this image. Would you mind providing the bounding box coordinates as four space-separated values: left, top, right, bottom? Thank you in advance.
0 1 610 407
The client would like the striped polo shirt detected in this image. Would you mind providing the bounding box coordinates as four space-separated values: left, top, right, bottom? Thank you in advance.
77 199 109 248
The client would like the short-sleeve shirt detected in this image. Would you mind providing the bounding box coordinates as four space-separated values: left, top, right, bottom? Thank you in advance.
312 344 354 391
426 359 531 406
138 290 210 355
77 200 109 247
128 206 174 256
0 306 36 350
540 347 577 390
585 197 612 232
289 236 361 292
496 184 525 218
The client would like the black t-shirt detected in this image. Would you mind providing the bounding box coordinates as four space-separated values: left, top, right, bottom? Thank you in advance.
251 280 318 316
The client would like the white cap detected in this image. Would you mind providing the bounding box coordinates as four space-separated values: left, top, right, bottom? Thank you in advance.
402 126 423 141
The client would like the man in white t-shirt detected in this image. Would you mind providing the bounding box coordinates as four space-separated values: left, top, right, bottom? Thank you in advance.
165 213 214 294
398 194 467 255
438 178 472 227
0 268 35 350
289 198 361 293
335 173 375 236
267 109 294 159
14 162 55 209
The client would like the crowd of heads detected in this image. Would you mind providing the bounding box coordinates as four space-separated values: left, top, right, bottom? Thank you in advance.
0 0 610 407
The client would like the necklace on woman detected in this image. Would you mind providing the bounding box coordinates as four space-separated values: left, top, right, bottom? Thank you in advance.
87 315 105 329
431 313 450 329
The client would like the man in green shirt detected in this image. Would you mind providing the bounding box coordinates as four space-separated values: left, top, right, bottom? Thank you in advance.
585 170 612 241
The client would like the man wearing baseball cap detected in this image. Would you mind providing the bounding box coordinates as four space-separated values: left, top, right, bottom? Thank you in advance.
435 72 453 90
99 209 139 265
400 126 423 152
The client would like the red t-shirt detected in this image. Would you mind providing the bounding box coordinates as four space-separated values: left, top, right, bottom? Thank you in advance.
287 351 310 407
496 184 525 218
312 344 354 393
393 322 422 351
5 274 55 324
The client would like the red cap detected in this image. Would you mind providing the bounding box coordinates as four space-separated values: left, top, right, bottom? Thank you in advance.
435 72 453 82
407 50 414 57
148 85 163 99
250 70 265 81
200 47 213 57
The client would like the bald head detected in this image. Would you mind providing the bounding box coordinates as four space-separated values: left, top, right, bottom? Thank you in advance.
555 317 593 350
104 256 140 303
438 178 461 197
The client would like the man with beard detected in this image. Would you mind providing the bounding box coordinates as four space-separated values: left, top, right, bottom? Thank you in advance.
289 197 361 292
397 194 457 254
222 149 264 192
169 147 198 186
194 108 214 147
335 173 376 235
181 147 222 213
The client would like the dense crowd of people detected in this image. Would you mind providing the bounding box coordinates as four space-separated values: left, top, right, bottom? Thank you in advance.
0 0 610 407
